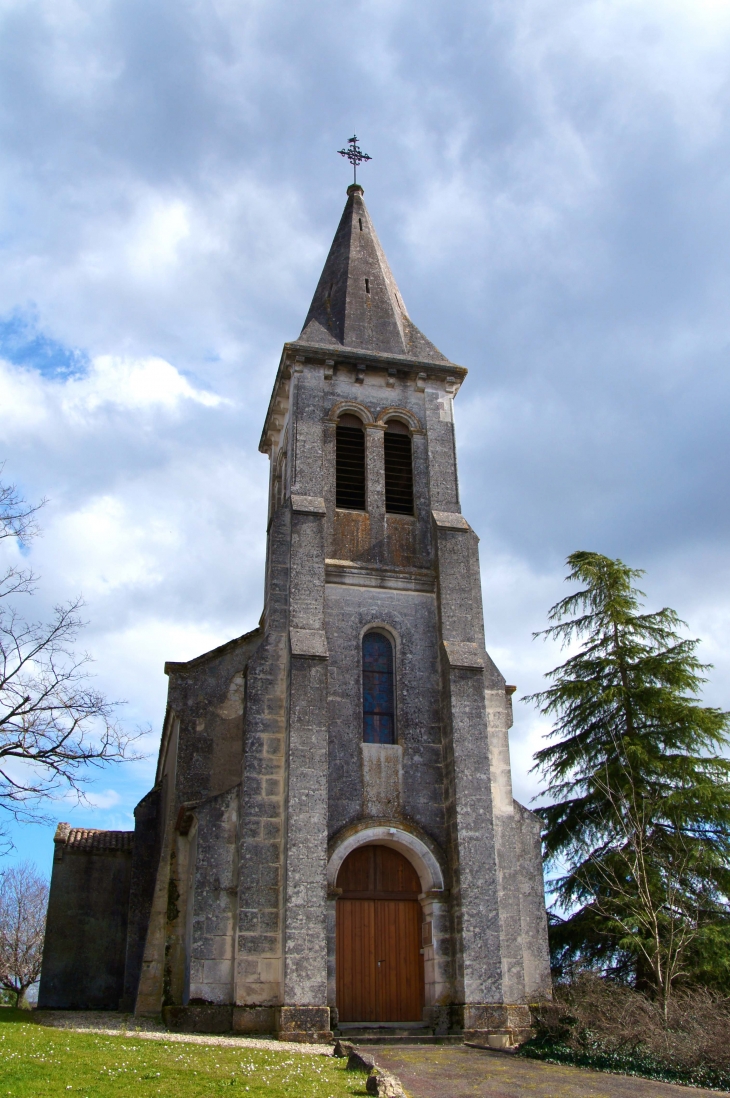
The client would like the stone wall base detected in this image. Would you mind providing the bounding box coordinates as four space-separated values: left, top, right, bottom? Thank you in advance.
160 1003 332 1040
423 1004 451 1035
232 1006 277 1034
457 1002 534 1047
276 1005 333 1043
162 1004 233 1033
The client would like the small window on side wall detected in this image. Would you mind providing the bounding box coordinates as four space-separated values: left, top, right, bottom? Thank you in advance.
336 414 366 511
362 631 395 744
384 420 414 515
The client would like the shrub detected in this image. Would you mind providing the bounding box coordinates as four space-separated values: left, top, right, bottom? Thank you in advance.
522 974 730 1090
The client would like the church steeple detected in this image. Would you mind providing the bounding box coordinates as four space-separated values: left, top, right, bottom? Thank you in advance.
38 172 552 1038
297 185 450 364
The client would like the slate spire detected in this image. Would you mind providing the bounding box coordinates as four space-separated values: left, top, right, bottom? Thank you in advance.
298 185 450 363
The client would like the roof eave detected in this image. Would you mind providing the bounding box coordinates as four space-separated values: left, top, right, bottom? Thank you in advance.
164 625 264 675
258 341 468 453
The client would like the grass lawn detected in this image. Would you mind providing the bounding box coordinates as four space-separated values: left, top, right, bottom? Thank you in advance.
0 1011 369 1098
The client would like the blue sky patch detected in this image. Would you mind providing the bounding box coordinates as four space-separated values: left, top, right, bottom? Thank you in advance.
0 307 89 377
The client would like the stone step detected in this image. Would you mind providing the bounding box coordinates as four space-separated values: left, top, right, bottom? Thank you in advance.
338 1024 425 1032
337 1024 426 1037
335 1031 464 1045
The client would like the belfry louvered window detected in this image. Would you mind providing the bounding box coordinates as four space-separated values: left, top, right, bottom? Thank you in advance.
336 414 366 510
362 632 395 744
384 420 414 515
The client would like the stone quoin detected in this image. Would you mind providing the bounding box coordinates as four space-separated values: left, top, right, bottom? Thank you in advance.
38 183 552 1044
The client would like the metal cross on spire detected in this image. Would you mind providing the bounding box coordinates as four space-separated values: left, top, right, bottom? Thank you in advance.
338 135 372 185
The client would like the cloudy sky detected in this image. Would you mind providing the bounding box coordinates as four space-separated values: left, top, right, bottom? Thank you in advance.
2 0 730 875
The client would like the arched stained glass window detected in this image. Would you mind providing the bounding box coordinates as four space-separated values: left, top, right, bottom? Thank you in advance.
362 632 395 744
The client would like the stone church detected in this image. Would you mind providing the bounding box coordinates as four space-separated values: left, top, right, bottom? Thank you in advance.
39 183 551 1043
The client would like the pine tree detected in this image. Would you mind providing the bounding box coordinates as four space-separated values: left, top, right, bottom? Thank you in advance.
528 551 730 1008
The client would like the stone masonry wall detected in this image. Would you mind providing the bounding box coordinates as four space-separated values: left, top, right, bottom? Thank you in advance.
235 502 290 1009
134 630 262 1014
514 800 553 1000
121 786 162 1010
279 362 331 1035
132 343 551 1028
188 785 240 1004
40 847 133 1010
326 583 444 844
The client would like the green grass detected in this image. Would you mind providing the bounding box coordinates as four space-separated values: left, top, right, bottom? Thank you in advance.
0 1010 369 1098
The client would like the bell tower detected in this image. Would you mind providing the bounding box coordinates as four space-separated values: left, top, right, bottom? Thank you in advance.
43 180 551 1040
240 182 552 1041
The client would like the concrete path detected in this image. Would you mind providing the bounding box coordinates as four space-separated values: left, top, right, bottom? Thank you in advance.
367 1045 729 1098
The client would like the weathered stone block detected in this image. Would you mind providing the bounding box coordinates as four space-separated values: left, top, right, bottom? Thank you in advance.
460 1002 533 1046
259 910 280 932
201 936 234 961
360 743 402 817
163 1004 233 1033
239 934 278 954
202 958 234 983
232 1006 276 1034
276 1005 332 1042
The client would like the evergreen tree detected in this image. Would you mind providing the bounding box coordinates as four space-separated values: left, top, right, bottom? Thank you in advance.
528 551 730 1007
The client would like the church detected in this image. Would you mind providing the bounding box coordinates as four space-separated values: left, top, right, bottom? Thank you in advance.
39 180 551 1044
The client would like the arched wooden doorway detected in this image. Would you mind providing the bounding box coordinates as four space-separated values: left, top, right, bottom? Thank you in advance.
336 844 424 1022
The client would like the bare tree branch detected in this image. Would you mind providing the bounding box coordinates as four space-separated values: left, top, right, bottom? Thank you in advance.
0 861 48 1005
0 470 44 545
0 470 143 825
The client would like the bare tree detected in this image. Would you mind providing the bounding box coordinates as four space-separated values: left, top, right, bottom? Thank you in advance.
0 861 48 1005
0 469 140 825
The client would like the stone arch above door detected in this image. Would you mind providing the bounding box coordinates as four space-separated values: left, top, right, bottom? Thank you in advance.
327 828 450 1024
327 824 445 895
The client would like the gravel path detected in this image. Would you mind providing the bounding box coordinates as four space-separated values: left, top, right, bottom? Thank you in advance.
33 1011 333 1057
368 1045 730 1098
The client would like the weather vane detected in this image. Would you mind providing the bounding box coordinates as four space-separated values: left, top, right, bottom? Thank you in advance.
338 135 372 185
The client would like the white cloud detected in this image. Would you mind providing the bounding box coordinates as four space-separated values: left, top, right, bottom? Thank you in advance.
125 198 191 277
0 353 223 443
66 788 122 811
65 354 223 413
2 0 730 871
51 494 176 595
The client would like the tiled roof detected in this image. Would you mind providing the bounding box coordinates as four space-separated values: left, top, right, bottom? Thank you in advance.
53 822 134 853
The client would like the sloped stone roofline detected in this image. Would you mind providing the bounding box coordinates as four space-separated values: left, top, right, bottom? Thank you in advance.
53 822 134 853
164 625 263 675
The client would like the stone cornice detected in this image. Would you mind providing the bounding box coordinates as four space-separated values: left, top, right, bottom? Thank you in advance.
259 340 468 454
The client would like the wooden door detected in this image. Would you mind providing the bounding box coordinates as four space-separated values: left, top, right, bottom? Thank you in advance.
336 846 424 1023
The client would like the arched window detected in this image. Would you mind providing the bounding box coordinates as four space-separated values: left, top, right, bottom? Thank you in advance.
336 414 366 511
384 420 414 515
362 632 395 744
